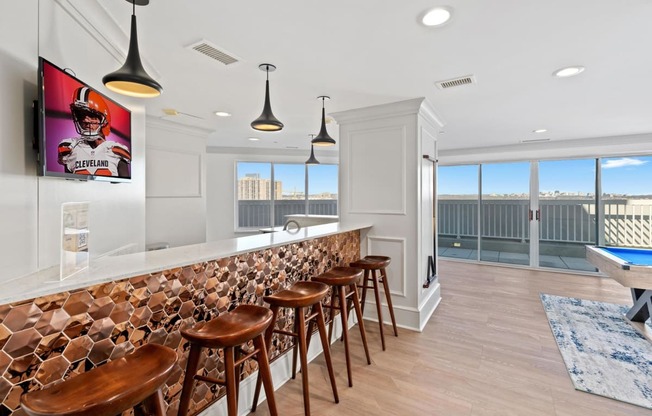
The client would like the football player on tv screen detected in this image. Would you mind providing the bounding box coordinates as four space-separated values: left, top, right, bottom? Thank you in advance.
58 87 131 177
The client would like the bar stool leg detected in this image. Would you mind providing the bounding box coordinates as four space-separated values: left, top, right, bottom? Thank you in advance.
142 389 166 416
292 307 300 379
305 306 317 352
252 306 279 412
315 302 339 403
360 269 370 315
234 347 242 403
296 308 311 416
224 347 238 416
380 267 399 337
338 286 353 387
178 343 202 416
327 293 336 343
349 283 371 365
252 334 278 416
371 269 387 351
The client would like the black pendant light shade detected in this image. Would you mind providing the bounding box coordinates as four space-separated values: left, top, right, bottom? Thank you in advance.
312 96 336 146
251 64 284 131
102 0 162 98
305 135 320 165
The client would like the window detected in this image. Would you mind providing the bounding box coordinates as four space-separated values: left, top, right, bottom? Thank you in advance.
601 155 652 248
308 164 339 215
236 162 338 230
438 155 652 272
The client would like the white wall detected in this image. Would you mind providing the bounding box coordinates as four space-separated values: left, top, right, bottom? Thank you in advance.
206 147 338 241
0 0 147 283
439 132 652 165
146 119 208 248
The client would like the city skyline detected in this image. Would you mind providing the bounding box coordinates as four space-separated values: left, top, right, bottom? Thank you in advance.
237 162 338 196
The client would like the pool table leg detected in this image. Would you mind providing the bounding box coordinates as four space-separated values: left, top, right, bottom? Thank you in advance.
626 288 652 323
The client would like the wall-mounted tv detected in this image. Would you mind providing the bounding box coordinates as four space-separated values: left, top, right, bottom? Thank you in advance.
37 57 132 182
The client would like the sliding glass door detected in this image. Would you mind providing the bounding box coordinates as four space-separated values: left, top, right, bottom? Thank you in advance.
438 165 479 260
480 162 531 265
601 156 652 249
538 159 597 271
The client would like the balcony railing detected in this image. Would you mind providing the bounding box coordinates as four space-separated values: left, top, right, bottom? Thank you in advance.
438 198 652 248
238 199 338 228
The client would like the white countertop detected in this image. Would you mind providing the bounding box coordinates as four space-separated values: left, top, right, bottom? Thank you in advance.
0 222 372 305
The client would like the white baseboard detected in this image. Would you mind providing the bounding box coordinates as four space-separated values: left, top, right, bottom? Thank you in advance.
362 282 442 332
197 316 346 416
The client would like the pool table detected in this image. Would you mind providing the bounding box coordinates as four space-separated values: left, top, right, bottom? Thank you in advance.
586 246 652 323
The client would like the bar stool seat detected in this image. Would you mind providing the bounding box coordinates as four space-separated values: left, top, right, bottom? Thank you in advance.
350 255 398 351
252 281 338 416
312 266 371 387
20 343 177 416
264 281 329 308
179 305 277 416
351 255 391 270
181 304 274 348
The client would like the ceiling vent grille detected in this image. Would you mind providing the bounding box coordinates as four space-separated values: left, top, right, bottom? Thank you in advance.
187 40 239 65
435 75 476 89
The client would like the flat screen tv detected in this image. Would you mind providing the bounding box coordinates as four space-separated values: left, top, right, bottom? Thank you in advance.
37 57 132 182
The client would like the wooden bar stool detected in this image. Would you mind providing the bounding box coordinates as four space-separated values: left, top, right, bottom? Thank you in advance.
20 343 177 416
313 266 371 387
178 304 277 416
251 281 338 416
350 255 398 350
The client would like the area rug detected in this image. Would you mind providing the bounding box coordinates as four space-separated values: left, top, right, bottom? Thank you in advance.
540 294 652 410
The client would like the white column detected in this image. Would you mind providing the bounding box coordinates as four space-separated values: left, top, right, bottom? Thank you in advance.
332 98 445 332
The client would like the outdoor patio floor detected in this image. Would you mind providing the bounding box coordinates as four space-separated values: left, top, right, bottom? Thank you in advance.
438 247 597 272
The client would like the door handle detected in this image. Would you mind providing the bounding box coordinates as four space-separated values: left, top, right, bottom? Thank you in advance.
529 209 540 221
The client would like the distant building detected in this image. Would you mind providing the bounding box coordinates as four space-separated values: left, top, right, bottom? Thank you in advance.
309 192 338 200
238 173 282 200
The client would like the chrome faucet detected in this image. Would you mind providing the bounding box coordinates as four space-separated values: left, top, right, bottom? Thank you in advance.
283 219 301 232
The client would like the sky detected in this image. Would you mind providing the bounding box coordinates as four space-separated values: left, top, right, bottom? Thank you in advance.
237 162 338 194
439 156 652 196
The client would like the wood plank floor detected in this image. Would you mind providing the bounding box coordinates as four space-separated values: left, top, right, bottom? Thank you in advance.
249 260 651 415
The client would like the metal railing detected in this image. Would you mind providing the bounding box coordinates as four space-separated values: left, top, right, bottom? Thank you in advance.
438 198 652 247
238 200 338 228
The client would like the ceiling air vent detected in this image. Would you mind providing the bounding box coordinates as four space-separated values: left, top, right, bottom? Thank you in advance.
187 40 239 65
435 75 476 89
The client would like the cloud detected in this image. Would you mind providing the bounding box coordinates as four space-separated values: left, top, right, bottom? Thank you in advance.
601 158 647 169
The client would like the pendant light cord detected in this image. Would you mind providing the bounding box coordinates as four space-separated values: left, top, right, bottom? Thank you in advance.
132 0 136 16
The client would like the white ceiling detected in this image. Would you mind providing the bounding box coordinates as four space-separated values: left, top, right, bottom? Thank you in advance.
96 0 652 152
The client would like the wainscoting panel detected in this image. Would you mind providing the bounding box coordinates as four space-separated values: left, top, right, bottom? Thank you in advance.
348 126 406 215
367 236 406 298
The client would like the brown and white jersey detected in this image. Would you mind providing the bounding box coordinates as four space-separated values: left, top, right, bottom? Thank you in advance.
58 138 131 176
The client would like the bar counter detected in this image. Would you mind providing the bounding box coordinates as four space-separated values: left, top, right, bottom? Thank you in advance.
0 222 371 415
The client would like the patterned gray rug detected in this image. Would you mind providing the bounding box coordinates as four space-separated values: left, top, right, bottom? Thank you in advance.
540 294 652 410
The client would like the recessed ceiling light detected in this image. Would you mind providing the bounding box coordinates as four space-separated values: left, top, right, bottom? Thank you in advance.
215 111 231 117
248 137 260 141
421 7 452 27
533 129 547 133
553 66 585 78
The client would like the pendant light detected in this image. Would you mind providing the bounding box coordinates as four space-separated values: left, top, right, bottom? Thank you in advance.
102 0 162 98
305 135 320 165
251 64 284 131
312 96 335 146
